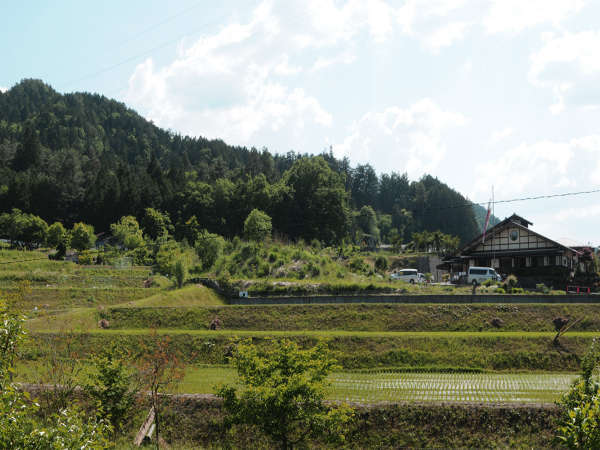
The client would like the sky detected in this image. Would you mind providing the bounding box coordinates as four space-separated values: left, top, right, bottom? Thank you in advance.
2 0 600 245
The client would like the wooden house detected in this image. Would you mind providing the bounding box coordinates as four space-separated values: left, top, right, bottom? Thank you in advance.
439 214 592 287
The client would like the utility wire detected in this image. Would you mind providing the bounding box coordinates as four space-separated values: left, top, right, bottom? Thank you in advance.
112 1 206 49
413 188 600 214
62 1 252 91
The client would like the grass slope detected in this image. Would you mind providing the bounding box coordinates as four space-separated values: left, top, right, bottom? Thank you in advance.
100 303 600 332
23 330 591 371
25 285 225 332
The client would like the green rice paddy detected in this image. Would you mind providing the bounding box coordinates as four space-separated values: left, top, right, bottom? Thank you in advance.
174 367 575 403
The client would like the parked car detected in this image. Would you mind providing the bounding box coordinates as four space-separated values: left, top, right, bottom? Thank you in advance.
467 266 501 285
391 269 424 284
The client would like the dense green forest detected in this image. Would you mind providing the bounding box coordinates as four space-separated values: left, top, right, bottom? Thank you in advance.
0 79 483 245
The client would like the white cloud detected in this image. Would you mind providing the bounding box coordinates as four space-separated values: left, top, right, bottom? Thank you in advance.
529 30 600 112
0 86 7 93
126 1 334 148
423 21 471 52
293 0 397 47
310 51 356 72
472 135 600 200
488 127 513 144
484 0 586 34
553 204 600 223
335 99 467 178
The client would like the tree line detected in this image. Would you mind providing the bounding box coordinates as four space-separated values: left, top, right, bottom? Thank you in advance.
0 79 482 245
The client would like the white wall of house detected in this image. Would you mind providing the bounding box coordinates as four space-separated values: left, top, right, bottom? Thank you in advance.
475 227 554 253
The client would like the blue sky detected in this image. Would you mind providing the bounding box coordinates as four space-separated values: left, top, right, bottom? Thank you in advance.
2 0 600 244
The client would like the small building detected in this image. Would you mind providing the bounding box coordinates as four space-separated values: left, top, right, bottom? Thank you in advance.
439 213 595 288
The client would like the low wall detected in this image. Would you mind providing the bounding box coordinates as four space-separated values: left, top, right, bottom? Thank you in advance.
229 293 600 305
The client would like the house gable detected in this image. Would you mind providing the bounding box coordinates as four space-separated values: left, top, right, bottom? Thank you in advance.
472 224 556 254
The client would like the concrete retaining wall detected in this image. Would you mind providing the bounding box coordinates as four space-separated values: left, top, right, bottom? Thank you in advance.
229 294 600 305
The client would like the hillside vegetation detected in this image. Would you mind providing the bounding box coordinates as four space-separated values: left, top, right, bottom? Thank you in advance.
0 79 481 245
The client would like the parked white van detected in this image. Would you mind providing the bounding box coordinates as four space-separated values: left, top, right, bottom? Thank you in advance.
467 266 501 285
391 269 424 284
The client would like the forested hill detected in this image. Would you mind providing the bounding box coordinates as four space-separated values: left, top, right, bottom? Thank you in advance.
0 79 480 244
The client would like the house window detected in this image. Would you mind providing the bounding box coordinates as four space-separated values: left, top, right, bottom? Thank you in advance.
526 256 532 267
543 256 549 266
510 230 519 241
556 256 561 266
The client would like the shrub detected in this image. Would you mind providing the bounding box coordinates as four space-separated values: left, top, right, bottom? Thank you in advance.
217 339 352 449
536 283 550 294
70 222 96 251
374 256 389 273
47 222 68 249
503 274 518 290
78 250 95 265
244 209 272 242
84 345 137 432
257 262 270 277
195 231 226 271
174 258 188 288
110 216 144 250
348 256 370 274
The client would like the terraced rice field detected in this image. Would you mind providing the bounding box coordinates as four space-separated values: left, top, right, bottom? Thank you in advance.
175 367 576 403
331 372 576 403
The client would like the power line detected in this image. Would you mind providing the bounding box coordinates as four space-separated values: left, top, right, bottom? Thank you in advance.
61 2 252 91
113 1 206 49
414 187 600 215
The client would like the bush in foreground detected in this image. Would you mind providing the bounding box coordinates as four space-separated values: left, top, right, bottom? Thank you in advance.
0 294 111 447
217 339 352 449
556 338 600 448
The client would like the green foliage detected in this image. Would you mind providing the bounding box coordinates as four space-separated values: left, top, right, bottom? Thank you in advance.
556 339 600 448
141 208 173 240
84 345 137 432
195 231 226 271
348 256 371 275
503 274 519 291
374 255 389 273
217 339 352 449
70 222 96 251
537 283 551 294
110 215 144 250
174 258 188 288
11 125 41 171
355 206 380 242
0 293 111 447
243 208 272 242
47 221 68 248
281 157 349 244
78 250 95 265
411 230 460 254
0 208 48 247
